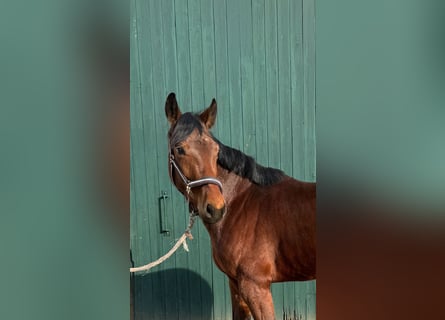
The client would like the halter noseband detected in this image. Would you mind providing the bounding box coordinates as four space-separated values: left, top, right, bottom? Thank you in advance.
169 152 223 196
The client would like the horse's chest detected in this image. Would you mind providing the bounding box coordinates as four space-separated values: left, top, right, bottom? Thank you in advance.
209 234 243 278
206 202 262 277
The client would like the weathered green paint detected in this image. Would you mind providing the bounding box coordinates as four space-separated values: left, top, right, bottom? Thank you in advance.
131 0 316 319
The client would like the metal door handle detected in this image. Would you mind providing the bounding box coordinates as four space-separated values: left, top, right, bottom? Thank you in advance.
159 190 170 236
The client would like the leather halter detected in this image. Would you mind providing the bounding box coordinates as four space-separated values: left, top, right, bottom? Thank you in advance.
169 152 223 196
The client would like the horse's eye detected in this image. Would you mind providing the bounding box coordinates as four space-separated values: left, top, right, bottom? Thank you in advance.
176 146 185 155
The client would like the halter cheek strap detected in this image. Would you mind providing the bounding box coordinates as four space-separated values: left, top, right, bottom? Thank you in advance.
169 153 223 196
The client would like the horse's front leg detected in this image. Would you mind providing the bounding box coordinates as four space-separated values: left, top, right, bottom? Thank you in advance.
229 278 252 320
238 277 275 320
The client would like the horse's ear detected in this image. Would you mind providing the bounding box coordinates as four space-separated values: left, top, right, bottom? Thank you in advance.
165 92 182 125
200 98 217 129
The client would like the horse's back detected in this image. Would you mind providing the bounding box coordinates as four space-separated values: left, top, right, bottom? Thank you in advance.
254 177 316 281
256 176 315 224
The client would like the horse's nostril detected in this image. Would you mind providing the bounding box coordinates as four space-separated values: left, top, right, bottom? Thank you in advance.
203 204 226 223
206 204 215 216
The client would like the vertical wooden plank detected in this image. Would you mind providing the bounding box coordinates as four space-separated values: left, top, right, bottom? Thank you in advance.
303 0 316 181
295 282 308 320
227 0 243 150
131 47 154 320
162 0 178 93
213 0 231 145
160 2 181 319
157 0 177 257
283 283 297 319
271 283 285 319
132 0 159 318
306 293 316 320
201 0 217 104
146 2 171 320
161 0 179 241
188 0 205 110
252 0 268 165
133 0 156 267
291 0 305 180
265 0 280 169
278 0 293 175
138 0 158 264
306 281 317 320
175 0 192 108
239 0 256 157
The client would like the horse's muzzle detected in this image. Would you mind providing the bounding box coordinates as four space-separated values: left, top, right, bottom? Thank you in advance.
202 203 226 224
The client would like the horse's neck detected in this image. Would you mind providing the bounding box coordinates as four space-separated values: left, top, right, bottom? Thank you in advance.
203 166 251 239
217 166 252 205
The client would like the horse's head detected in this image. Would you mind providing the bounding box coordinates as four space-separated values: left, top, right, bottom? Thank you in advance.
165 92 226 224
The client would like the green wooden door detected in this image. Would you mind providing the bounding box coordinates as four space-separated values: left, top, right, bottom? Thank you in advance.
130 0 316 319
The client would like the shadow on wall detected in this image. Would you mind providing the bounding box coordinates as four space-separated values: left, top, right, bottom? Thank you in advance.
131 268 213 320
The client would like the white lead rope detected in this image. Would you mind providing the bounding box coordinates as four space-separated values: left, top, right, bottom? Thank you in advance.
130 213 197 273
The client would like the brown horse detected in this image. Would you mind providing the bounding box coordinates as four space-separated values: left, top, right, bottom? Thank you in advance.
165 93 316 320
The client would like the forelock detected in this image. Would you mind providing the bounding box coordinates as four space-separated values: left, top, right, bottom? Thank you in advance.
169 112 204 147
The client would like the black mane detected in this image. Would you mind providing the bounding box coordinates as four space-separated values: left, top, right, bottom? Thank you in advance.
168 112 285 186
214 137 286 186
